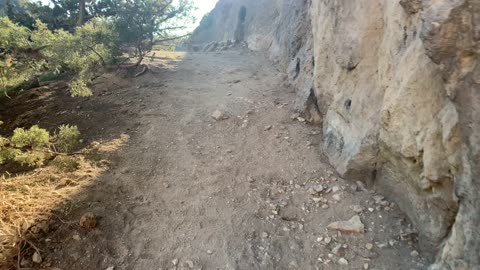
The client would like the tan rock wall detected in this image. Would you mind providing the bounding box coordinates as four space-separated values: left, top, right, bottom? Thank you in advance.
190 0 480 268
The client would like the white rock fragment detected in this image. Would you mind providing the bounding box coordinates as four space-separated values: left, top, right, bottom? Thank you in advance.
327 215 365 233
338 258 349 265
211 110 227 120
32 252 42 263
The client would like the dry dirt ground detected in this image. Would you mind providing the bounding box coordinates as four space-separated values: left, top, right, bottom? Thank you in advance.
2 50 435 269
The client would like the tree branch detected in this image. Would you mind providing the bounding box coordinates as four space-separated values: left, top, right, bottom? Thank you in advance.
153 34 190 44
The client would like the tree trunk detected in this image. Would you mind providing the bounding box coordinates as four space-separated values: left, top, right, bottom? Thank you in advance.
77 0 86 26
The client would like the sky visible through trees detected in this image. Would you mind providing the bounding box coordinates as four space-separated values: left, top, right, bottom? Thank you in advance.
36 0 218 31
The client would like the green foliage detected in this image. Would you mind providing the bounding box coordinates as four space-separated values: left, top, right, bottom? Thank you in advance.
56 124 80 153
0 17 117 96
11 125 50 148
0 124 82 167
112 0 194 56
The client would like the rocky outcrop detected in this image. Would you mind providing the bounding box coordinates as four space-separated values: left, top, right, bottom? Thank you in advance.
190 0 480 268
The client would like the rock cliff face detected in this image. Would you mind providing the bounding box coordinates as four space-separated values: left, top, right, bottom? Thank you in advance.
191 0 480 268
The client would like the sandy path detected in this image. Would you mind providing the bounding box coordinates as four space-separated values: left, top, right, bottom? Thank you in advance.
41 50 431 270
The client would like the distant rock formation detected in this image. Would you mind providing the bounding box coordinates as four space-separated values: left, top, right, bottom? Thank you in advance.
191 1 480 268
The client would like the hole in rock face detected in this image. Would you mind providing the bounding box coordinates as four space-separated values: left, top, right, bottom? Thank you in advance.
344 99 352 110
294 58 301 79
239 6 247 23
234 6 247 41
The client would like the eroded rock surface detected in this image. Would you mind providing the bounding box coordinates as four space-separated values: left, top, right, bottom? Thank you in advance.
190 0 479 268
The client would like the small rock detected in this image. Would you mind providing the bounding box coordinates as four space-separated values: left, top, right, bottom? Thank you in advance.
261 232 269 238
32 251 42 263
184 260 194 268
211 110 227 120
172 258 179 266
366 243 374 250
356 181 368 191
338 258 348 265
364 263 369 269
372 195 385 204
327 215 365 233
332 185 340 193
332 244 345 257
80 212 97 229
332 194 342 201
411 250 419 257
20 257 30 267
313 185 324 193
207 250 213 255
163 182 170 188
389 239 397 247
72 233 81 241
350 205 365 214
321 204 329 209
106 267 115 270
297 117 306 122
264 125 273 131
324 236 332 244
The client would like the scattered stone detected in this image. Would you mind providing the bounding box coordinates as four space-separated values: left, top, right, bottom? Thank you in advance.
211 110 227 120
364 263 369 269
314 185 324 193
327 215 365 233
332 185 340 193
332 244 345 257
172 258 179 266
72 233 81 241
261 232 269 238
264 125 273 131
32 251 42 263
207 250 213 255
106 267 115 270
79 212 97 229
350 205 365 214
247 176 255 183
184 260 194 268
411 250 419 257
332 194 342 201
312 197 322 203
233 79 241 84
163 182 170 188
338 258 349 265
297 117 306 123
365 243 374 250
321 204 329 209
389 239 397 247
20 257 30 267
372 195 385 204
324 236 332 244
356 181 368 191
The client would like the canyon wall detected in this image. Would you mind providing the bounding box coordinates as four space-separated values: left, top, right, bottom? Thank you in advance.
190 0 480 269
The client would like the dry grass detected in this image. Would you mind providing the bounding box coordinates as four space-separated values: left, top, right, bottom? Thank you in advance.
0 134 128 269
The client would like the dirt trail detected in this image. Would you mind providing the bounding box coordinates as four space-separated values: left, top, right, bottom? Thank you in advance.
40 50 432 269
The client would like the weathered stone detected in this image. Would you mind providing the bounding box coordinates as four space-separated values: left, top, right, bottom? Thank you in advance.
80 212 97 229
327 215 364 234
211 110 227 120
32 252 42 263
